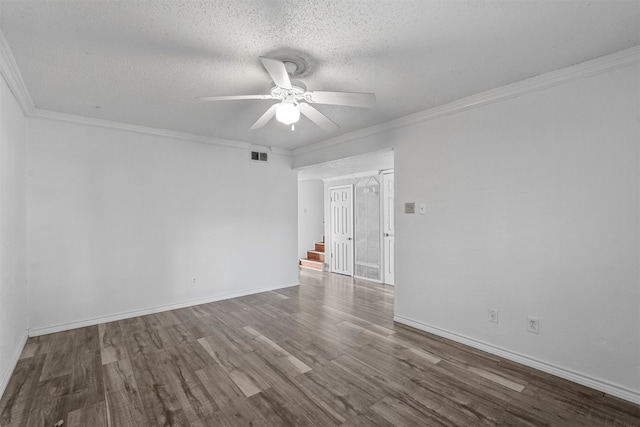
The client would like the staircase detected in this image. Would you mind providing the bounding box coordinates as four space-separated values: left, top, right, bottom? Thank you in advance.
299 238 325 271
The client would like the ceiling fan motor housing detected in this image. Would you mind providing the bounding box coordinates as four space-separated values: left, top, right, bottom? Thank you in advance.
270 82 307 102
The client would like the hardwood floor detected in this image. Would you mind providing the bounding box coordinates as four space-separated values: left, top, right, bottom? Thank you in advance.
1 270 639 426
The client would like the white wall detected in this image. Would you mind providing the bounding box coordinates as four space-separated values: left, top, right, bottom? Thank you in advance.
0 73 28 396
298 179 324 259
394 64 639 400
27 119 298 332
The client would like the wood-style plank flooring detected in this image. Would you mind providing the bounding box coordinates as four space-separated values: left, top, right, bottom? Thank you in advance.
1 270 639 426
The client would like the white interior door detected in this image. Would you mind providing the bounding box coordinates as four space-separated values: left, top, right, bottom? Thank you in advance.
382 172 395 285
330 185 354 276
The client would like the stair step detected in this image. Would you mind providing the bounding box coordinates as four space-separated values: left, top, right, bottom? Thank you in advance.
299 258 324 271
314 242 325 252
307 250 325 262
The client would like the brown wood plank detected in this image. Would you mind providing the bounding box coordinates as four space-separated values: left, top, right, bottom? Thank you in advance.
38 331 75 382
197 335 269 397
66 351 105 414
0 354 46 427
67 401 108 427
213 396 270 427
241 351 343 426
243 326 311 376
102 359 147 427
195 364 245 409
25 375 71 427
289 361 386 420
248 386 316 427
162 353 219 423
19 335 51 360
99 321 129 365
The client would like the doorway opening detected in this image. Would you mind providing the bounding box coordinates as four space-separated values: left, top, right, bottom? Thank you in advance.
297 149 395 285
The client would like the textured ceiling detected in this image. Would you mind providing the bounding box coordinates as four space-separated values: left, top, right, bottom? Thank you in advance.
1 1 638 150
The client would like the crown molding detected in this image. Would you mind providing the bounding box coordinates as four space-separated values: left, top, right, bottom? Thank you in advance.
322 170 381 182
293 45 640 158
249 144 293 156
29 109 289 156
28 108 293 156
30 109 259 150
0 28 34 114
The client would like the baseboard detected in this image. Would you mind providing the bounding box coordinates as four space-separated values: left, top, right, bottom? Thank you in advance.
0 330 28 400
28 282 300 337
353 275 383 284
393 315 640 405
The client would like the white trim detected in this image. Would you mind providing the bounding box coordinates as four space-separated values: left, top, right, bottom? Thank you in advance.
0 330 28 400
28 109 294 155
353 274 382 284
28 109 295 156
394 314 640 405
30 110 249 151
380 170 395 287
293 46 640 159
28 282 299 337
322 170 381 182
299 264 325 272
0 29 34 113
250 144 292 157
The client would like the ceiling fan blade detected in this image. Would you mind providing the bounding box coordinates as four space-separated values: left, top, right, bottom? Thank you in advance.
196 94 273 101
259 57 292 89
299 103 340 132
305 91 376 108
250 103 279 130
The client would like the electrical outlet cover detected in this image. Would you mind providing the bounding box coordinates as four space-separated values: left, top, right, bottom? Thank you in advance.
527 316 539 334
488 309 499 323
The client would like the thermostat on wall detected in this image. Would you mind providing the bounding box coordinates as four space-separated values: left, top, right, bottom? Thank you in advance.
405 202 415 214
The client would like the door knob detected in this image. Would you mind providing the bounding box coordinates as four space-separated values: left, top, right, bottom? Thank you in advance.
347 237 353 241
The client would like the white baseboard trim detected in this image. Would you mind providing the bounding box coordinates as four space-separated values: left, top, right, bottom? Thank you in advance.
0 330 28 400
28 282 300 337
353 274 383 284
394 314 640 405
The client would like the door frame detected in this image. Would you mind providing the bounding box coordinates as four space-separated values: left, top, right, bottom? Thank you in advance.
329 184 354 276
380 170 395 285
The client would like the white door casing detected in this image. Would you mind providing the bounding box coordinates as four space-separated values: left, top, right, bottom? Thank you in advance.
382 172 395 285
330 185 354 276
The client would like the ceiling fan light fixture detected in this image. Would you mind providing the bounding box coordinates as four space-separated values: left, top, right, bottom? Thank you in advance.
275 101 300 125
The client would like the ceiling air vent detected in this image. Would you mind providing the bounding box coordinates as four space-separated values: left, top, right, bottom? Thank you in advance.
251 151 268 162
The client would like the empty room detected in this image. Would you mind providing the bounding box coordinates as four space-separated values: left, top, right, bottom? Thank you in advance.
0 1 639 426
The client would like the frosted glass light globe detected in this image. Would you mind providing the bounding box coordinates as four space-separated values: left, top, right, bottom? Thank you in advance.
276 102 300 125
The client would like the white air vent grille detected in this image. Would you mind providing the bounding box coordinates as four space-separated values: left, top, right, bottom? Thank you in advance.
251 151 268 162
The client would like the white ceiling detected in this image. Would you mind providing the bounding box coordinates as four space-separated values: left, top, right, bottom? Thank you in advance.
1 1 638 151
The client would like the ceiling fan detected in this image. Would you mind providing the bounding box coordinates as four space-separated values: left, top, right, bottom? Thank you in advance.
196 57 376 131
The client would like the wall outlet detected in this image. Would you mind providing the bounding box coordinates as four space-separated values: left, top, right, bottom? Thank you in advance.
191 277 197 286
527 316 539 334
488 308 499 323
